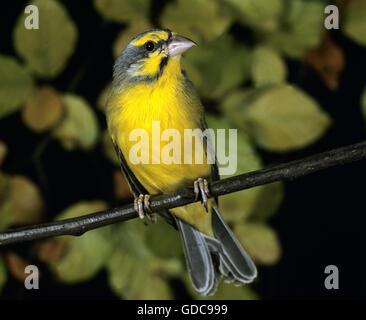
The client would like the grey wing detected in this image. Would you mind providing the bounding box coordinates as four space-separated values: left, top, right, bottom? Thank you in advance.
200 117 220 203
113 142 147 197
113 142 176 227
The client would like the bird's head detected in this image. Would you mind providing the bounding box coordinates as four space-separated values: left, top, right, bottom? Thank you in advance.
113 29 196 85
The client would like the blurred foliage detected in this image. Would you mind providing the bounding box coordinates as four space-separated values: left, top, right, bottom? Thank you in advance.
0 172 44 229
0 55 34 118
0 172 12 230
93 0 151 24
234 223 282 265
361 86 366 121
106 219 181 299
183 34 251 99
48 201 111 283
52 94 100 151
221 85 331 152
160 0 232 42
234 85 331 152
0 141 7 166
305 32 345 90
13 0 78 78
0 0 364 300
251 45 287 87
4 252 30 283
263 0 325 59
0 255 6 294
22 86 64 133
225 0 283 32
342 0 366 46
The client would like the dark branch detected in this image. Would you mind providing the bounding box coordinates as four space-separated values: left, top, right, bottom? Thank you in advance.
1 141 365 247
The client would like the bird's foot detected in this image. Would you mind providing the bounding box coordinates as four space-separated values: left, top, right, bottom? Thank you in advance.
134 194 157 225
193 178 210 212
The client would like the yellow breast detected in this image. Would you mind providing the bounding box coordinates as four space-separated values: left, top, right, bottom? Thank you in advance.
107 58 211 195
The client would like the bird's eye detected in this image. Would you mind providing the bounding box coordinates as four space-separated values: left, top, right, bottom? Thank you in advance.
145 41 155 51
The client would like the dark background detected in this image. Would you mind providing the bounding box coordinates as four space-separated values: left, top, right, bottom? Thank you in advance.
0 1 366 299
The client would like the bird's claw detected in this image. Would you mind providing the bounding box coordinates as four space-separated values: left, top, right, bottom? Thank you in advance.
193 178 210 212
134 194 156 225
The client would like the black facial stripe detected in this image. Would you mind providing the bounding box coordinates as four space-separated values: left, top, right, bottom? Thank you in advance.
128 55 169 84
137 39 169 78
159 56 169 74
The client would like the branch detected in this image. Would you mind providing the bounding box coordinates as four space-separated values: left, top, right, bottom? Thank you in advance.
1 141 366 247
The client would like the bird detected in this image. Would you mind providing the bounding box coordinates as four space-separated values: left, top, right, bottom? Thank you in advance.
106 28 257 296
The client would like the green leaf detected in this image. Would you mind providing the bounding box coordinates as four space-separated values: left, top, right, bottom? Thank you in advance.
251 46 287 87
264 0 324 59
21 86 64 133
343 0 366 46
361 86 366 121
135 216 183 259
220 88 263 131
94 0 150 24
101 130 119 166
130 219 183 276
97 82 112 112
0 172 12 231
107 250 174 300
160 0 232 43
0 55 34 119
52 94 100 151
0 256 7 294
183 34 250 99
226 0 283 32
240 84 332 152
13 0 78 78
234 222 282 265
0 173 45 229
110 220 153 260
250 181 284 221
0 141 7 167
9 175 44 225
49 201 112 283
106 221 175 299
206 114 262 223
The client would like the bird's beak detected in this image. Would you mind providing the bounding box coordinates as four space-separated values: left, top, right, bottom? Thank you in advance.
167 34 197 57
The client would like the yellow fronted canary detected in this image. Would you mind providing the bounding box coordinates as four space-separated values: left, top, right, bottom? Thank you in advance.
106 29 257 295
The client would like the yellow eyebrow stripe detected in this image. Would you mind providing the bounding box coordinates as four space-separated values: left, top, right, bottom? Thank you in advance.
132 31 169 46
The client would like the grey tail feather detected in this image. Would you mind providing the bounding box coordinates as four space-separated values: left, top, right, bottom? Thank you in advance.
175 217 219 296
175 206 257 296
